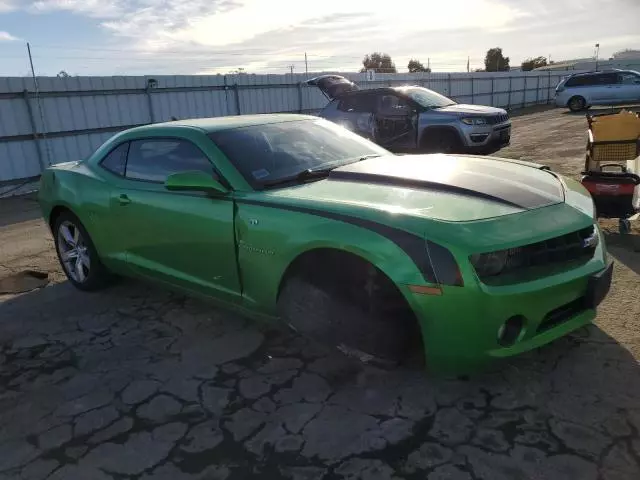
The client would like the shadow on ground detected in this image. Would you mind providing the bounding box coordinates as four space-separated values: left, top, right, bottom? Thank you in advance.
0 193 41 228
1 279 640 480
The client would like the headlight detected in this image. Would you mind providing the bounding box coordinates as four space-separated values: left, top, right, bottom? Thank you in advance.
470 250 509 277
461 117 487 125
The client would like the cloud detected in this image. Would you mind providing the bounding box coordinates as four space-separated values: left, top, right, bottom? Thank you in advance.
0 0 16 13
0 31 19 41
10 0 640 74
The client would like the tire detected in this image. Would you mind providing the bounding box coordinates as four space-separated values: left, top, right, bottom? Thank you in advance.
53 211 112 291
568 96 587 112
421 129 461 154
277 277 412 367
619 218 631 235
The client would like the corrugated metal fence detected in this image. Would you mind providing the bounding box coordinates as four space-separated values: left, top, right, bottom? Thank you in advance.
0 70 570 194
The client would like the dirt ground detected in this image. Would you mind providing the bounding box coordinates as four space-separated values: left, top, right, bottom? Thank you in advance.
1 106 640 480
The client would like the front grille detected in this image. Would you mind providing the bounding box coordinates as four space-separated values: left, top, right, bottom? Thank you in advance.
537 297 587 333
486 113 510 125
473 226 597 282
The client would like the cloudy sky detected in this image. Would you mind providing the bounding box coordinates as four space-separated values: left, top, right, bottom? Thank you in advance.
0 0 638 76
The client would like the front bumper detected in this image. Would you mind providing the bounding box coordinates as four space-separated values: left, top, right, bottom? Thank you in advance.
404 230 610 376
461 122 511 153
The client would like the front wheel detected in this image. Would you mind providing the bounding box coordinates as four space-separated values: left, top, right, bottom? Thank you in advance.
53 212 112 291
278 277 414 367
421 130 461 154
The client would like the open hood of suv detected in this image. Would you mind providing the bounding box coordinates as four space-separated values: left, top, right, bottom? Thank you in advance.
306 75 359 100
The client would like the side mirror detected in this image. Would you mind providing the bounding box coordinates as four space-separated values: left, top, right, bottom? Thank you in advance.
165 171 228 195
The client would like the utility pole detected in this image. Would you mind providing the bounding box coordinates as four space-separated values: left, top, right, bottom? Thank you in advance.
594 43 600 71
427 57 430 71
289 64 294 75
304 52 309 78
26 42 51 167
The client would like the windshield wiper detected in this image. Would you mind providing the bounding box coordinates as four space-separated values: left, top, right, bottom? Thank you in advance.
261 155 382 189
261 167 333 188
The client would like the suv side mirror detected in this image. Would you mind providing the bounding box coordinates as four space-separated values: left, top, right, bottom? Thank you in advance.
165 171 228 194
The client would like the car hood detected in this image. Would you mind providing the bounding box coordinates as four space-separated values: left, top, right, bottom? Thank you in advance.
263 154 564 223
434 104 506 115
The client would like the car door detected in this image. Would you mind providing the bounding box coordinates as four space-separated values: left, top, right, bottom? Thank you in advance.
111 137 241 303
335 93 376 140
592 72 621 104
374 93 418 151
618 72 640 102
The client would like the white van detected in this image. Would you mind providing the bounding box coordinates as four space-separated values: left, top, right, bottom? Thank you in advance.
555 70 640 112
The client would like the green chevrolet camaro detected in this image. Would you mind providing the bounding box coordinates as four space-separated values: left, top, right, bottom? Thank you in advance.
38 114 613 374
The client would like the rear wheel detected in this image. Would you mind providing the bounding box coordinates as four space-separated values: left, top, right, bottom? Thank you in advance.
53 211 112 291
421 129 461 154
568 96 587 112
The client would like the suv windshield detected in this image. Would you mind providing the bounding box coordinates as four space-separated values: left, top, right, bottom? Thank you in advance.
398 87 456 108
209 119 389 189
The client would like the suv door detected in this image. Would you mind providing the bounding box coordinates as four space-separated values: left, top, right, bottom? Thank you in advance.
335 93 377 140
111 137 240 303
374 93 417 151
618 71 640 102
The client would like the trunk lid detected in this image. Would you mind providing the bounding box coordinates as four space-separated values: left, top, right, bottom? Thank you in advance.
306 74 359 100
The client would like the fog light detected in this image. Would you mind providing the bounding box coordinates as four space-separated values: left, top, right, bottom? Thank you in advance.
470 133 489 143
497 315 525 347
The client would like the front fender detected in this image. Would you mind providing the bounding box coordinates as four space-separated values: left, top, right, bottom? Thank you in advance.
234 200 428 315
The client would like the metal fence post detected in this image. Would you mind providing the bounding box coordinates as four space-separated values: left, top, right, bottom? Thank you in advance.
22 89 46 172
535 75 540 105
297 82 303 113
233 83 241 115
547 71 552 104
471 74 474 104
522 76 527 108
491 77 495 106
447 73 452 97
507 76 512 110
145 86 155 123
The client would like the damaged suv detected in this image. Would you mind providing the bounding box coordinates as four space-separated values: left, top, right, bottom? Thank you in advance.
308 74 511 155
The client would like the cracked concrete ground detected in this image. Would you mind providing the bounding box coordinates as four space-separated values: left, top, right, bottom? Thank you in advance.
1 107 640 479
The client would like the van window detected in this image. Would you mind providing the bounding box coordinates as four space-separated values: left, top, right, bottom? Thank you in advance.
566 73 619 87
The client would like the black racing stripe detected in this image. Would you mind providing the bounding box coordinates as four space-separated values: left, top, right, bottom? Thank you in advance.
332 156 564 210
329 171 521 209
238 199 435 282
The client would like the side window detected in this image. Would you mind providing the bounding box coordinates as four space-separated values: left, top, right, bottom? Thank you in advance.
99 142 129 176
338 94 376 113
566 75 596 87
620 72 640 85
125 139 215 183
378 94 410 116
594 73 618 85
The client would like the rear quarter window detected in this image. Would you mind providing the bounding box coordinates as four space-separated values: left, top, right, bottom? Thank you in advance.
99 143 129 176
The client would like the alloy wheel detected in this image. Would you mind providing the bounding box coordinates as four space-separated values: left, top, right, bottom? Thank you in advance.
57 220 91 283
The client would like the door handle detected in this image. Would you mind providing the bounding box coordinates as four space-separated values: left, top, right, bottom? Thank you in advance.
118 194 131 206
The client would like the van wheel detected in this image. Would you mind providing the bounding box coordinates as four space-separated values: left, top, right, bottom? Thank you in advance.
421 130 461 154
568 96 586 112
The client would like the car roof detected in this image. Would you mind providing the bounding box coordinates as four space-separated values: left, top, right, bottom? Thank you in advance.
127 113 316 134
567 69 624 77
340 87 398 97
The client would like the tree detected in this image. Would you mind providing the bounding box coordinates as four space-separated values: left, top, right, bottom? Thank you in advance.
407 58 431 73
521 56 548 71
57 70 70 78
484 48 510 72
361 52 397 73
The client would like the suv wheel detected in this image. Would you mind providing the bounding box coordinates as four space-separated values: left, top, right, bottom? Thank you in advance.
568 96 587 112
421 130 461 154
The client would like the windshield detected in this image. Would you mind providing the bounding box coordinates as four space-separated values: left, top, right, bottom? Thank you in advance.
399 87 456 108
209 118 389 189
